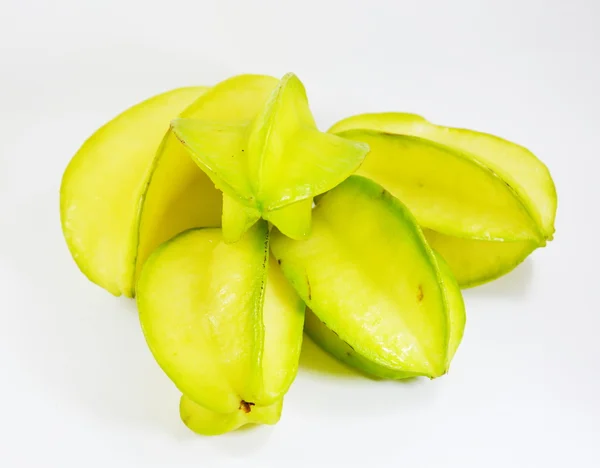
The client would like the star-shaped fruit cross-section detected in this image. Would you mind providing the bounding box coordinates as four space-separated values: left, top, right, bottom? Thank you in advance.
171 73 370 242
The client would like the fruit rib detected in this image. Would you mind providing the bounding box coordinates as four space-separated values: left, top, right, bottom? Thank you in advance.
272 176 465 379
136 224 303 421
180 395 282 436
329 112 557 239
171 73 369 241
423 230 538 288
327 122 552 287
301 240 466 380
60 86 211 296
136 74 278 258
337 130 544 243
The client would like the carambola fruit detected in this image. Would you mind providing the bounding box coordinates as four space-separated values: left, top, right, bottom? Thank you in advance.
60 86 222 297
60 73 560 436
271 176 466 379
136 222 304 434
329 113 556 287
180 395 282 436
172 73 369 242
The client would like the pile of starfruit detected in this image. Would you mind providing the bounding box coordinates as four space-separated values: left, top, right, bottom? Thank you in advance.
60 73 556 435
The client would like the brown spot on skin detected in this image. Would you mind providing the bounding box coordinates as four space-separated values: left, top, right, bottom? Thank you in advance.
332 330 339 338
306 274 312 301
173 132 186 146
239 400 255 414
277 259 281 265
346 351 352 357
417 285 424 302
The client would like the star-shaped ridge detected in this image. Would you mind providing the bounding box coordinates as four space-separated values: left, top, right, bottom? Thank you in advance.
172 73 369 242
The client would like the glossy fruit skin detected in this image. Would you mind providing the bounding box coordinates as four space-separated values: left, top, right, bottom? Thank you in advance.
171 73 369 242
133 127 222 289
136 223 304 430
60 86 212 297
433 252 466 364
137 74 279 271
301 241 466 381
339 130 544 243
329 112 556 239
180 395 282 436
272 176 466 379
423 230 538 288
329 113 557 287
303 309 418 380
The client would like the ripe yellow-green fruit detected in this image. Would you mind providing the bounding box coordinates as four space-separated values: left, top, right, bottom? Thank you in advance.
180 395 282 436
423 230 538 288
172 73 369 242
136 223 304 432
135 74 281 272
271 176 466 379
329 113 557 287
60 86 221 297
329 112 556 239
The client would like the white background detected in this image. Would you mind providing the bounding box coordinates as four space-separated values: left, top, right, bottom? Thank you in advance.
1 1 599 466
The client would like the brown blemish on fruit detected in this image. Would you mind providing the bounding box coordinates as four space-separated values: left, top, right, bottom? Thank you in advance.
173 132 186 146
239 400 255 414
277 258 281 265
417 285 424 302
306 274 312 301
